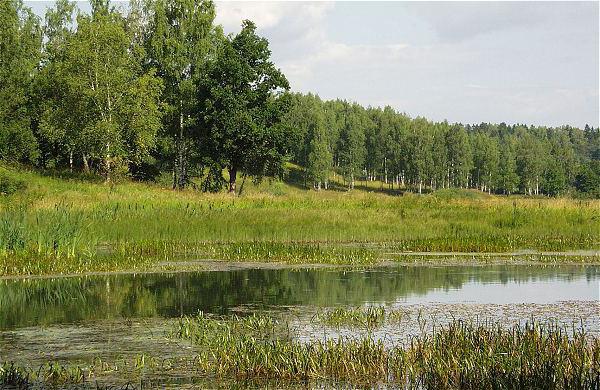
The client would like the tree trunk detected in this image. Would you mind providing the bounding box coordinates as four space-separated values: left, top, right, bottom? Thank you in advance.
177 100 184 189
229 166 237 194
69 150 73 172
238 174 247 196
384 157 388 184
82 154 90 173
104 142 111 183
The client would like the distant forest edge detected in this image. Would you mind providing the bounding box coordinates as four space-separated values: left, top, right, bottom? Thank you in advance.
1 0 598 197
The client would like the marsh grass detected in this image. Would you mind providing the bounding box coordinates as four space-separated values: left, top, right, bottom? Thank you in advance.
3 314 598 389
0 167 598 276
169 313 600 388
315 306 389 328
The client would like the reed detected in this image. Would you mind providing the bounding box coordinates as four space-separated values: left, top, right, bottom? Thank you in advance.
170 313 600 388
3 315 598 388
316 305 388 328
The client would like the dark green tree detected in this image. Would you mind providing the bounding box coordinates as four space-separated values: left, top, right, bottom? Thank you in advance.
197 20 290 194
146 0 216 188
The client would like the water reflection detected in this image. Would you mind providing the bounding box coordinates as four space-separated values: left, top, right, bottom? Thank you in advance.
0 264 598 329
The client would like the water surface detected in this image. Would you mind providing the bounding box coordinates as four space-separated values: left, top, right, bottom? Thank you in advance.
0 264 597 330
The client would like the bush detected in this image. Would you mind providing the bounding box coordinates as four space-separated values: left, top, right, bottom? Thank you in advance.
0 169 27 195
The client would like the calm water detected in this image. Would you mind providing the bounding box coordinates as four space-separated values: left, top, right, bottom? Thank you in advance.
1 264 598 330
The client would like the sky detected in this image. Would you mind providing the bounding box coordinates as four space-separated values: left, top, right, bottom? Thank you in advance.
26 1 600 128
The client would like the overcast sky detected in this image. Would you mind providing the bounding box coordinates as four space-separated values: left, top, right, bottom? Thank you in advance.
26 1 600 128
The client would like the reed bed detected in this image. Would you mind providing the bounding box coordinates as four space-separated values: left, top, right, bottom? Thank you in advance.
171 313 600 389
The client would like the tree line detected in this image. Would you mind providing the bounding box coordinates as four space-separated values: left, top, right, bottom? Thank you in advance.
1 0 598 197
283 93 599 197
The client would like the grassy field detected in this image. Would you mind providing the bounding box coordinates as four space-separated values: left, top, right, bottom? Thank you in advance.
0 165 598 276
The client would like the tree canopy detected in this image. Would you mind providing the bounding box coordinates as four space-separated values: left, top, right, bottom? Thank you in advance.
0 0 598 198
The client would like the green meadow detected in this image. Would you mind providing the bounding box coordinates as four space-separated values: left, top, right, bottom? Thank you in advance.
0 166 598 277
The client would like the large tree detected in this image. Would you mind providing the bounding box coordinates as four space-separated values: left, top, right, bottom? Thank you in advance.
47 0 163 178
197 20 290 194
0 0 42 163
446 124 473 188
305 100 332 190
146 0 215 188
34 0 76 169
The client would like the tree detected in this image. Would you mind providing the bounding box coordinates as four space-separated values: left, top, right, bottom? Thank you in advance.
337 103 366 189
516 128 545 195
306 101 332 190
446 124 473 188
471 132 500 193
52 0 163 179
574 160 600 197
0 0 42 163
543 158 567 196
430 122 448 189
498 138 519 195
405 117 432 193
197 20 290 194
146 0 215 188
34 0 76 169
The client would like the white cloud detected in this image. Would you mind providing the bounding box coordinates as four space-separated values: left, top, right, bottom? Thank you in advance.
215 1 333 33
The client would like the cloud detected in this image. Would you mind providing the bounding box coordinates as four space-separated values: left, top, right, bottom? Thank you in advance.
215 1 333 34
402 2 598 43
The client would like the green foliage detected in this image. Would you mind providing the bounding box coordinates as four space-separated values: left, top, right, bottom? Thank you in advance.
575 160 600 198
197 20 291 193
0 0 42 164
146 0 216 188
0 0 597 197
0 168 27 195
337 103 367 188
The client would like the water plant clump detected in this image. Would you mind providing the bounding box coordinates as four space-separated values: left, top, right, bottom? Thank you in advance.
2 315 598 388
315 305 389 328
0 361 88 388
170 314 600 389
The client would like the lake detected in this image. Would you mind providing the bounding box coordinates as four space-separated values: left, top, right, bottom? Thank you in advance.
0 264 598 386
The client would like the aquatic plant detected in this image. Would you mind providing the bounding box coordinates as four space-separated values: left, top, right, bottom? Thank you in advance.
315 305 388 328
171 314 600 388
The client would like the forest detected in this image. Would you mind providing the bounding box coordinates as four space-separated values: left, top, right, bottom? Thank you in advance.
1 0 599 197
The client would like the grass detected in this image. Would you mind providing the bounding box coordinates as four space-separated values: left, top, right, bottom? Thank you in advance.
314 305 428 329
3 311 599 388
0 165 598 276
171 313 600 388
315 305 389 328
